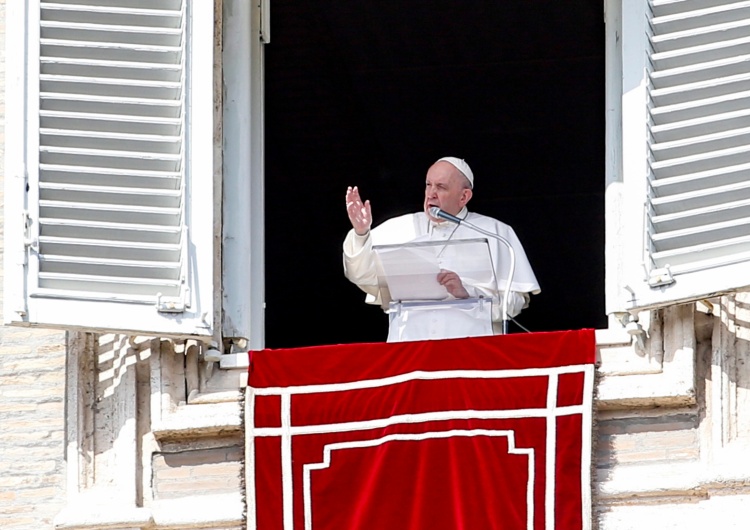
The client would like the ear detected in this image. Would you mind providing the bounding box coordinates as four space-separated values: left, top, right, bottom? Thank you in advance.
460 188 473 207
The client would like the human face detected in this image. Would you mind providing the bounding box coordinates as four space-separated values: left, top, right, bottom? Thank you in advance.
423 161 473 221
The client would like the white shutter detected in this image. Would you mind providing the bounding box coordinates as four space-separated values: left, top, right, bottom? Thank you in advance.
616 0 750 311
4 0 215 337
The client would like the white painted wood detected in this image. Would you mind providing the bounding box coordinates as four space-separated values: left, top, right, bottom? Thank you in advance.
185 0 216 335
3 0 32 321
613 0 750 311
4 0 215 338
609 0 653 314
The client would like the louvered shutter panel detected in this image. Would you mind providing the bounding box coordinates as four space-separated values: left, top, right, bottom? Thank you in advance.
619 0 750 310
4 0 215 337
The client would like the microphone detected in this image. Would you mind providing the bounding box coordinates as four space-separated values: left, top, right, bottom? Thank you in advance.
429 207 463 224
428 206 516 335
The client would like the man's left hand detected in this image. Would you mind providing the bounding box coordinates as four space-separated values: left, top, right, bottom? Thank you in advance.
437 269 469 299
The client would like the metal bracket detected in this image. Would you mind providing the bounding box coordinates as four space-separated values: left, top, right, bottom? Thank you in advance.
647 266 675 288
22 210 38 252
156 291 187 313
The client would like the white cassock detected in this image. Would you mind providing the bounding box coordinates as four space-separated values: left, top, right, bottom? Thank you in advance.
343 207 540 342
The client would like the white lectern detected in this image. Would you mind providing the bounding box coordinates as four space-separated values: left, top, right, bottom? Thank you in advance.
373 238 499 343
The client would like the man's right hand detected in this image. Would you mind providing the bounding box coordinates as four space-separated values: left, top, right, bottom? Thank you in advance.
346 186 372 236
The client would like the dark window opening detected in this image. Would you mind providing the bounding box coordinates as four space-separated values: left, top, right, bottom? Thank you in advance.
265 1 606 348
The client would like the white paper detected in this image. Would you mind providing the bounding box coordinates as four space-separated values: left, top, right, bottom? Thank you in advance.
375 246 447 301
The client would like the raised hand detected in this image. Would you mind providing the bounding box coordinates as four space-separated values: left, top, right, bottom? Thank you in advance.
346 186 372 236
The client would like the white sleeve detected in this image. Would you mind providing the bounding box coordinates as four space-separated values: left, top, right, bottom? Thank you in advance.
342 229 381 299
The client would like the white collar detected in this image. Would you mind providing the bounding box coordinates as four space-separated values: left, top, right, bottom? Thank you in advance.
428 206 469 233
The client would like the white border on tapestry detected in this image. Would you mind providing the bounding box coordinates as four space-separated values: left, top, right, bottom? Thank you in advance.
302 430 535 530
247 364 594 530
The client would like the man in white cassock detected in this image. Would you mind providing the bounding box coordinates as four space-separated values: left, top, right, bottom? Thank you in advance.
343 156 540 342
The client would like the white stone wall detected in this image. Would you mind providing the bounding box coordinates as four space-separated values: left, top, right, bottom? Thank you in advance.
0 1 69 527
596 296 750 529
53 334 244 530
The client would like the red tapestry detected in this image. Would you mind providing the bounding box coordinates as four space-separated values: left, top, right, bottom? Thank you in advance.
247 329 596 530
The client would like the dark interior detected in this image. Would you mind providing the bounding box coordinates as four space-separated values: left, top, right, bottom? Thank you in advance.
264 1 606 348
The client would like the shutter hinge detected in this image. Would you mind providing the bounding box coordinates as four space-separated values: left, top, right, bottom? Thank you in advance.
647 266 675 288
156 285 190 313
14 209 32 317
22 210 38 253
156 293 185 313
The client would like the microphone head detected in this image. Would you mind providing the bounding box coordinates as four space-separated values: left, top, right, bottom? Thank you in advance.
429 207 461 224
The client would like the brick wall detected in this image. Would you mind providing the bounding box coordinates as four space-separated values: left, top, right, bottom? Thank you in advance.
0 1 68 527
152 443 243 500
597 411 700 468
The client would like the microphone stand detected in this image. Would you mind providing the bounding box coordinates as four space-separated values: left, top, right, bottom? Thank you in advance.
430 208 516 335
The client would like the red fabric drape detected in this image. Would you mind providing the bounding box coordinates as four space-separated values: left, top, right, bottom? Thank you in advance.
248 330 596 530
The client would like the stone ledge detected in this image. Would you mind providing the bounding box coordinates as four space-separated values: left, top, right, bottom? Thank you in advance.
153 401 242 440
597 461 703 502
151 493 243 528
595 327 662 376
55 495 151 530
219 353 248 370
597 459 750 505
597 494 750 530
54 493 243 530
595 323 695 410
596 370 695 409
